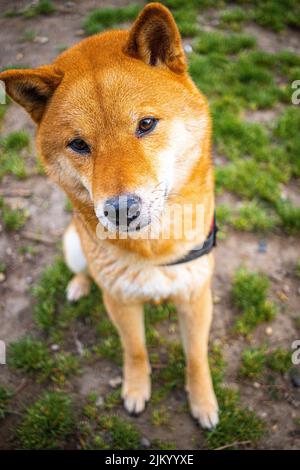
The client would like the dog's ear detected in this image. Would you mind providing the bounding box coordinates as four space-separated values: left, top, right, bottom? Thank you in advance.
0 66 63 123
124 2 186 74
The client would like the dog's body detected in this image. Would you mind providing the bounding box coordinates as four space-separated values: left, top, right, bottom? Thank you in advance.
0 3 218 429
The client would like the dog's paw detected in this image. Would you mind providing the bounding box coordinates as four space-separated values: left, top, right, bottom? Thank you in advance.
189 398 219 430
66 274 91 302
122 378 151 415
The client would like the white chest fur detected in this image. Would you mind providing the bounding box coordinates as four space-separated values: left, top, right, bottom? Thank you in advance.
87 240 212 303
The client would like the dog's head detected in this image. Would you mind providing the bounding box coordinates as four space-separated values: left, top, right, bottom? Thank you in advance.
0 3 209 235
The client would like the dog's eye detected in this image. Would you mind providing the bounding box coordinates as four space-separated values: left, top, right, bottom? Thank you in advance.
68 138 90 154
137 117 158 137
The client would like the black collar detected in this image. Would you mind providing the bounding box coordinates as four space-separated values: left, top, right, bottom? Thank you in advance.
163 212 218 266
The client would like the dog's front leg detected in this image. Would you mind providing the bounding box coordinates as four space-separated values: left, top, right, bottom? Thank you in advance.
173 279 219 430
103 291 151 415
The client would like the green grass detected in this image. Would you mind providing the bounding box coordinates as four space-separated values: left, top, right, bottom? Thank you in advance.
1 130 30 152
83 5 141 35
267 348 291 373
173 8 199 37
0 387 11 420
23 30 37 42
17 391 74 449
0 131 30 180
240 346 292 379
219 7 247 32
0 260 6 273
205 346 265 449
32 258 104 338
250 0 300 32
274 107 300 178
0 197 28 231
232 201 278 233
195 31 256 55
8 336 80 385
240 347 267 378
23 0 56 18
151 406 171 426
232 268 277 335
99 415 141 450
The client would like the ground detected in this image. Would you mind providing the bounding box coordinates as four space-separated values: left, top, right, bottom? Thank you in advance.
0 0 300 450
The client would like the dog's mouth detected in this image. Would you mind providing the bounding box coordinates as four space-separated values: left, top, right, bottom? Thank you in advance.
94 184 169 238
98 213 151 234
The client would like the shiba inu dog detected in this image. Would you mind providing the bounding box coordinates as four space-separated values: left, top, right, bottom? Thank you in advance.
0 3 218 429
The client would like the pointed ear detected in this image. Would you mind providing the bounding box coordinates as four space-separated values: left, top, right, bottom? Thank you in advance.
124 2 186 74
0 66 63 123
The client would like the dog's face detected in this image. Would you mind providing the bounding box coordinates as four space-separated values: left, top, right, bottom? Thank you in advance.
0 3 209 234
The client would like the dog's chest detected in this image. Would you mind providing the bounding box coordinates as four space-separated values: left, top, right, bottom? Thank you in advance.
83 236 212 303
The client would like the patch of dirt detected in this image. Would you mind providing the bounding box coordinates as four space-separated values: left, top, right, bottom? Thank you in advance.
0 0 300 450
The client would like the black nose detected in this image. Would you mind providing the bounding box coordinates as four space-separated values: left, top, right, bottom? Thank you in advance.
103 194 141 227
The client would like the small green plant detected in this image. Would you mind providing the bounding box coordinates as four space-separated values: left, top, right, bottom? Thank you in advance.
195 31 256 55
232 268 277 335
83 5 141 35
99 415 141 450
151 406 171 426
0 131 30 180
0 260 6 273
151 439 176 450
233 201 277 232
0 197 28 231
23 0 56 18
205 346 265 449
0 387 11 420
219 7 247 31
173 8 199 37
8 337 52 377
17 392 74 449
275 199 300 235
240 347 267 378
23 30 36 42
1 130 30 152
267 348 291 373
8 336 80 384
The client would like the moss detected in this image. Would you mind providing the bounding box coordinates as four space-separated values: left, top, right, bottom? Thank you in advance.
17 392 74 449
